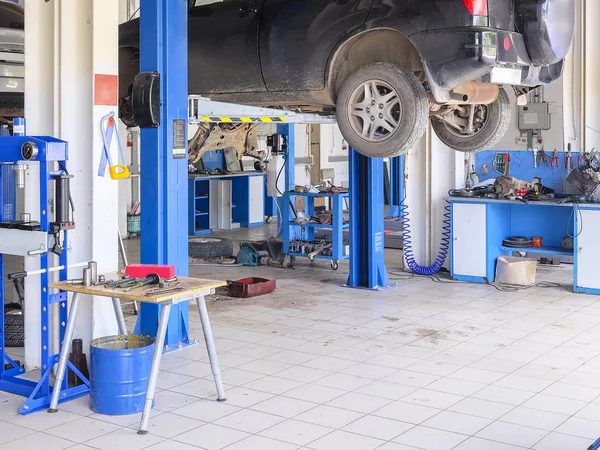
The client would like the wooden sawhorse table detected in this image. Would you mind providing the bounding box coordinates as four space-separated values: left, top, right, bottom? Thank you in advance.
48 275 226 434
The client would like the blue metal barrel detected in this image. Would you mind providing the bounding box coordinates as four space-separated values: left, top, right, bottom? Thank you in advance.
89 335 154 415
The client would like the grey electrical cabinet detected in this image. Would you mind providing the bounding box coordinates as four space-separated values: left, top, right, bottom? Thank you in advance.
518 102 551 130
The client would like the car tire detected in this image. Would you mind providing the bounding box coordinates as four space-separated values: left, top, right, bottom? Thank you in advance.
336 63 428 158
5 314 24 348
432 88 511 153
189 237 234 259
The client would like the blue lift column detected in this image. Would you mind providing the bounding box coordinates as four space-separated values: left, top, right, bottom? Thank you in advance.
347 149 392 290
277 124 296 241
135 0 190 347
386 155 404 218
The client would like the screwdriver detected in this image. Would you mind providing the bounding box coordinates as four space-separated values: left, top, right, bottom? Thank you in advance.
124 273 161 292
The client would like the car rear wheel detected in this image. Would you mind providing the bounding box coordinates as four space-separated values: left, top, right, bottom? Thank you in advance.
431 88 511 153
336 63 428 158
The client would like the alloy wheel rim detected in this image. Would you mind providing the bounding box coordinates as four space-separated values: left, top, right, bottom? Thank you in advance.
348 79 402 143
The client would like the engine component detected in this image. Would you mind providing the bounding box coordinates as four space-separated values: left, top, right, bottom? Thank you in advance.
188 123 262 166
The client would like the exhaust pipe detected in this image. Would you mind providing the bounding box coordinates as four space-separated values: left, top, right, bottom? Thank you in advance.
449 82 499 105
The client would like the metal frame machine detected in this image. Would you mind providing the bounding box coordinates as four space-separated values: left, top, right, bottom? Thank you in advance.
0 119 89 414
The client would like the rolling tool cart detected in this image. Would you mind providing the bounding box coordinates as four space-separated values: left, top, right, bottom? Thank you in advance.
282 191 350 270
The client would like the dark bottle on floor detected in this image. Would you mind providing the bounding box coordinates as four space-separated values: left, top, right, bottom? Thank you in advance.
68 338 89 387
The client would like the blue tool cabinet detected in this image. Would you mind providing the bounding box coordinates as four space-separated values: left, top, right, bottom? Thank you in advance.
449 197 600 293
282 191 350 270
188 173 265 235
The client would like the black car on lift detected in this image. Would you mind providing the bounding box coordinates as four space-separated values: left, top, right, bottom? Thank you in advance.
120 0 574 158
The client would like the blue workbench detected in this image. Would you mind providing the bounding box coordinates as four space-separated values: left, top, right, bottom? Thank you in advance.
449 197 600 293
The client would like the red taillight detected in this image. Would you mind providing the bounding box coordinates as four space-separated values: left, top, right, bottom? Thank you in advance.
461 0 488 16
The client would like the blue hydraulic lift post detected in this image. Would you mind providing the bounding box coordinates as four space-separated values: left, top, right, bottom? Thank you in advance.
347 149 392 290
386 155 404 218
135 0 191 347
277 124 295 241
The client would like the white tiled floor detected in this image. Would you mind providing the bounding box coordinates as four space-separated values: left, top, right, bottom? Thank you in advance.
3 238 600 449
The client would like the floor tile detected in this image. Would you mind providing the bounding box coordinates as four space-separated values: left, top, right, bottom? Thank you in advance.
284 383 346 404
259 419 333 446
294 404 363 429
301 356 356 371
554 416 600 439
85 428 163 450
341 414 413 440
145 440 206 450
356 380 417 400
6 409 80 432
242 376 304 395
531 432 593 450
128 412 203 439
307 430 385 450
521 393 588 415
425 377 486 396
382 370 441 388
423 410 492 435
234 359 293 375
214 408 284 433
315 373 372 391
449 367 505 384
452 437 528 450
400 389 464 409
472 385 536 406
476 421 549 448
174 423 249 449
153 390 201 412
221 387 274 408
448 397 514 420
326 392 392 414
499 406 569 431
46 417 120 443
171 399 240 422
542 381 600 402
0 421 35 445
373 401 441 424
393 425 468 450
251 395 318 418
223 435 299 450
276 366 331 383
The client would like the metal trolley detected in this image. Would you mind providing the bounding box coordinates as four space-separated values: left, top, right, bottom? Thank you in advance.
282 191 350 270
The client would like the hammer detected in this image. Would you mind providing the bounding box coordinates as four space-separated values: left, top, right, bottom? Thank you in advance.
124 273 161 292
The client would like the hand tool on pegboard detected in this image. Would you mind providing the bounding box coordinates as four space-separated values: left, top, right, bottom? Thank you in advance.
98 112 130 180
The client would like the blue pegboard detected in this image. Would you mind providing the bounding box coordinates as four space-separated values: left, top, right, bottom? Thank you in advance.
473 150 584 194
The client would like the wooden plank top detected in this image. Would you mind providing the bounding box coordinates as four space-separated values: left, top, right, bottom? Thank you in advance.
49 274 226 304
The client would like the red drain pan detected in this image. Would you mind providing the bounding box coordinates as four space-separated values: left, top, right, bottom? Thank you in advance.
227 277 276 298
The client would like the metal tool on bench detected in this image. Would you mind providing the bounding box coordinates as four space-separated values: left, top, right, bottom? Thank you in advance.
104 276 135 289
124 273 161 292
145 286 184 296
8 261 90 282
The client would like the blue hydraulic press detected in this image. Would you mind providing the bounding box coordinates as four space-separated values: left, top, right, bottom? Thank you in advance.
0 119 89 414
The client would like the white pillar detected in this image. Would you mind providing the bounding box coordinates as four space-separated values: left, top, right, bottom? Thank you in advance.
23 0 119 368
23 0 55 370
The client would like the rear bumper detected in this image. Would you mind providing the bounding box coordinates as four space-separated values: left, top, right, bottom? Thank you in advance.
411 28 564 103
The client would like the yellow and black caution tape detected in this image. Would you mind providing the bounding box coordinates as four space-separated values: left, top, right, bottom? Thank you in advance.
200 116 286 123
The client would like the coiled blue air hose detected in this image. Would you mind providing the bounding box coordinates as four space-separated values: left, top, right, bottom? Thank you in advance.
400 198 451 275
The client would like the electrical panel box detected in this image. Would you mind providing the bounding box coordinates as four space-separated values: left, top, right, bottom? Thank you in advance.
518 102 551 130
